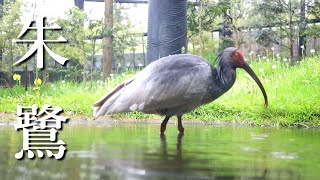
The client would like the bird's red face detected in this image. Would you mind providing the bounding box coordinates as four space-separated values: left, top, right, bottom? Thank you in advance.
231 50 245 68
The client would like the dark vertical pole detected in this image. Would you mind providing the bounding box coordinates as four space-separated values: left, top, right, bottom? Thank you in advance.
146 0 187 64
298 0 306 59
74 0 84 10
146 0 159 64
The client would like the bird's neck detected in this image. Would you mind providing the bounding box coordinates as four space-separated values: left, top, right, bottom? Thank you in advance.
215 63 236 91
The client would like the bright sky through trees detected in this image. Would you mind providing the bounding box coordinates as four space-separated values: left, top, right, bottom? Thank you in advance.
22 0 148 31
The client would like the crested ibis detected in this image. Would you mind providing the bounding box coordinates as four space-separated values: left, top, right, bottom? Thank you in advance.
93 47 268 134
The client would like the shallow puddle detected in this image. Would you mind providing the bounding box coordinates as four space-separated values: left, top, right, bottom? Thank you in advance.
1 124 319 179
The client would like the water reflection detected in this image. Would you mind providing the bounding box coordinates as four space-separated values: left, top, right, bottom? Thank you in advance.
1 125 320 179
160 133 183 162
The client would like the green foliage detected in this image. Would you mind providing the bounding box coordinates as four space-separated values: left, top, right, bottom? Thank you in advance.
256 30 276 47
304 23 320 42
187 0 228 36
187 0 229 54
309 1 320 18
188 31 220 55
55 7 90 65
112 4 136 62
219 37 235 51
252 0 316 58
1 56 320 127
0 0 23 78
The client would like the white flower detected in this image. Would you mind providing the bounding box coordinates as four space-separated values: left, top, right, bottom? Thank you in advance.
272 65 277 69
110 74 114 77
262 56 267 60
121 73 126 76
249 51 255 56
300 45 305 49
276 54 280 58
283 58 288 62
257 55 261 58
271 47 275 51
259 68 264 73
51 84 54 88
310 49 315 54
266 49 269 52
61 80 65 84
266 58 270 62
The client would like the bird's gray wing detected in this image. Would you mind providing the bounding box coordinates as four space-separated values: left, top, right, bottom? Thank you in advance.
92 74 137 117
93 54 213 117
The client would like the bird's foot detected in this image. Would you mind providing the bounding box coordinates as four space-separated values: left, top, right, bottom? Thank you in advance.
160 126 166 135
178 127 184 134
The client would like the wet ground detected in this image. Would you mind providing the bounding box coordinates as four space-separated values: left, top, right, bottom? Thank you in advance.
0 121 319 179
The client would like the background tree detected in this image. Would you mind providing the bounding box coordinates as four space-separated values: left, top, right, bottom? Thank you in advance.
223 0 252 48
86 19 105 91
56 7 89 86
112 4 136 69
253 0 314 60
187 0 228 54
309 1 320 18
0 0 22 81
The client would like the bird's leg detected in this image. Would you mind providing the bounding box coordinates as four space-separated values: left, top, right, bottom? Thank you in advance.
177 115 184 134
160 116 171 135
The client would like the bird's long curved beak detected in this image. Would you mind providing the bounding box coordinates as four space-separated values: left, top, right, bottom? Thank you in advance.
243 63 268 108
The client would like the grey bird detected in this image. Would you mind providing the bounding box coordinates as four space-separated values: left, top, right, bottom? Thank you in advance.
93 47 268 134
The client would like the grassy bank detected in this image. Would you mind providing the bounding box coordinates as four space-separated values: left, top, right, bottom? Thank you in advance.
1 56 320 127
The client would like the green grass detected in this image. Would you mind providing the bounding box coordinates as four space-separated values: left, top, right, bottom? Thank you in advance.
1 56 320 127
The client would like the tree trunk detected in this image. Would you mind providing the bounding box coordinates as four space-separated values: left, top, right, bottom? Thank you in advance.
90 39 96 91
289 1 294 60
103 0 113 82
298 0 306 59
198 0 203 55
82 43 87 88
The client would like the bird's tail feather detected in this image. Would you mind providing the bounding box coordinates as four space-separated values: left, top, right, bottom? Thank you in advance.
92 78 135 118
